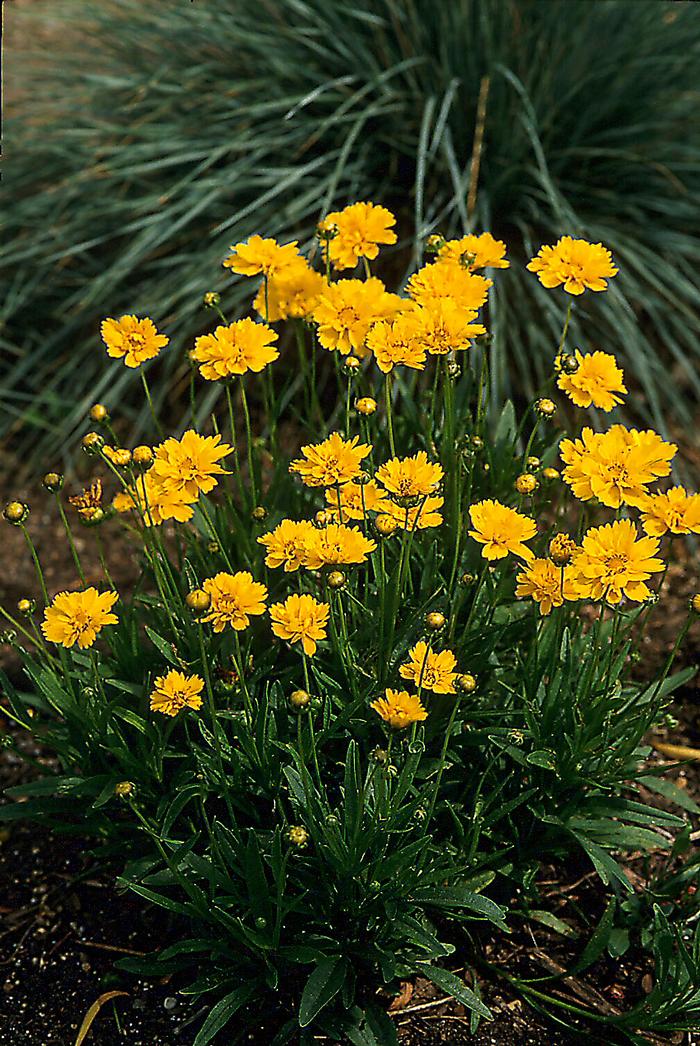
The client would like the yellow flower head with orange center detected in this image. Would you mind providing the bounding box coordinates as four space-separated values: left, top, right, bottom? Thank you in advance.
290 432 371 488
407 261 492 311
371 689 428 730
412 299 486 355
437 232 509 271
150 670 204 717
253 260 325 322
152 431 231 501
569 519 663 604
312 277 403 355
557 350 626 411
383 495 444 530
320 202 397 271
527 237 618 295
325 479 390 521
258 519 317 571
270 593 330 656
42 588 118 649
223 234 300 277
201 571 268 632
638 487 700 537
365 312 427 374
304 523 376 569
192 319 279 380
113 471 196 527
515 558 577 615
560 425 676 508
468 500 536 561
376 451 443 500
399 641 457 694
100 315 169 369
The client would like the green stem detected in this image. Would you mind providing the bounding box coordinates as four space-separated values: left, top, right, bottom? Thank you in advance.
54 496 86 585
240 379 258 506
140 370 163 439
385 373 396 457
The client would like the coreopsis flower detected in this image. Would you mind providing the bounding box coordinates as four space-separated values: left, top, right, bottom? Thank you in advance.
223 234 300 277
468 500 536 561
407 261 492 311
42 588 118 649
253 260 325 322
365 312 427 373
152 431 231 500
569 519 663 604
100 315 169 368
320 202 397 271
258 519 317 571
549 533 579 566
313 277 403 355
290 432 371 488
304 523 376 569
399 641 457 694
560 425 676 508
638 487 700 536
150 670 204 717
370 689 428 729
376 451 443 499
325 479 390 521
201 571 268 632
69 480 103 523
556 350 626 411
103 446 132 467
113 471 196 526
192 319 279 379
412 299 486 355
270 593 330 656
383 495 444 530
527 236 618 295
437 232 509 271
516 558 576 615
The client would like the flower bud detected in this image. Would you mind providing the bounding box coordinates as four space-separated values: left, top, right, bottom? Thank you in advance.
371 746 389 765
42 472 64 493
83 507 105 527
375 514 398 538
354 470 372 486
288 825 309 847
89 403 109 424
114 781 134 798
558 353 579 375
535 398 556 418
456 673 477 694
82 431 104 455
526 456 541 471
470 435 484 451
203 291 221 308
104 446 132 468
690 594 700 614
355 397 377 416
549 533 577 567
425 233 445 254
327 570 346 590
425 611 447 632
459 572 477 587
3 501 29 525
289 689 311 710
542 467 560 481
317 221 338 241
342 356 361 376
314 509 333 528
17 598 36 616
251 505 267 523
132 445 154 470
186 589 211 614
207 541 220 554
515 473 538 496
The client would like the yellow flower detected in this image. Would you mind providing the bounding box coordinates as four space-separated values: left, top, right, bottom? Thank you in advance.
312 277 403 355
258 519 317 571
320 202 397 271
365 312 427 373
549 533 579 566
103 447 132 467
639 487 700 537
325 479 390 521
527 236 618 295
304 523 376 569
370 689 428 729
42 588 118 649
383 495 444 530
560 425 676 508
569 519 663 604
399 641 457 694
150 670 204 717
68 479 103 522
113 471 196 526
290 432 371 488
253 260 325 322
270 593 330 656
201 571 268 632
412 299 486 355
407 260 492 311
437 232 509 271
468 500 536 561
516 558 576 615
100 315 169 368
557 350 626 411
152 431 231 500
376 451 443 499
192 319 279 379
223 234 300 277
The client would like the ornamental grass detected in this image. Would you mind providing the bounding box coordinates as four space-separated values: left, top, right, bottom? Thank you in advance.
2 211 700 1042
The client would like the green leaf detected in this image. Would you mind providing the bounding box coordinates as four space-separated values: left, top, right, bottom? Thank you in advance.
574 895 616 973
527 910 578 939
299 956 347 1028
145 626 181 667
193 983 257 1046
638 775 700 815
417 964 491 1020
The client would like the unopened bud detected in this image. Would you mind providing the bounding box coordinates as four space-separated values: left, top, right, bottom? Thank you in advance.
42 472 64 493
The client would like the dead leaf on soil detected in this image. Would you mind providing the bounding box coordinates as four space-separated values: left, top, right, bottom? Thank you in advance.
74 991 128 1046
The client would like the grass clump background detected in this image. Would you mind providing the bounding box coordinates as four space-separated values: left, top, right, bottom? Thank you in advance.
3 0 700 460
